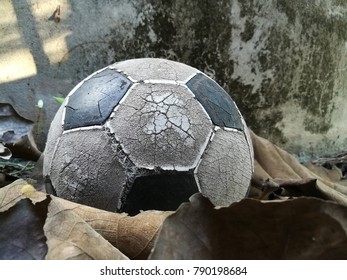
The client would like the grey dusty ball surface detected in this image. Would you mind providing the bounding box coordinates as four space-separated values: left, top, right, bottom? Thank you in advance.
43 58 254 214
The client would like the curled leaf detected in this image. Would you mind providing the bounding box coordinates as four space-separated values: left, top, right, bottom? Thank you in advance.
250 130 347 204
0 103 41 160
0 180 128 260
0 179 28 212
0 104 33 143
44 195 128 260
0 143 11 160
0 197 50 260
54 198 172 259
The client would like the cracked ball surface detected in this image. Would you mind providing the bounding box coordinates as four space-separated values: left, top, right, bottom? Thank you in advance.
43 58 254 214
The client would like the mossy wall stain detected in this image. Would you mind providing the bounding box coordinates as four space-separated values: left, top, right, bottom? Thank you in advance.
227 1 345 142
109 0 235 103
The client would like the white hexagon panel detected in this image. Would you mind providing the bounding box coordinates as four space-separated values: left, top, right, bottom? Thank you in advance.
44 58 254 215
108 83 213 171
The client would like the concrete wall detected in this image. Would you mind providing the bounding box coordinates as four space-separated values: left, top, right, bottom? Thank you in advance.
1 0 347 159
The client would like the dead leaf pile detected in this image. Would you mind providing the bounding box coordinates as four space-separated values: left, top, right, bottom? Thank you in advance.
249 130 347 204
1 131 347 259
150 193 347 259
0 180 170 260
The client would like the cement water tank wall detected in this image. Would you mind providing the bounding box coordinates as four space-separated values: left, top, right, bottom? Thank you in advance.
1 0 346 159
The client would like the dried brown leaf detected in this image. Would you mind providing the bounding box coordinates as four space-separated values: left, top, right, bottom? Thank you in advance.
0 181 49 259
0 198 50 259
53 197 172 259
1 182 128 260
304 162 342 182
116 210 172 259
150 193 347 260
0 179 29 212
44 195 128 260
250 131 347 204
1 181 170 259
0 103 41 160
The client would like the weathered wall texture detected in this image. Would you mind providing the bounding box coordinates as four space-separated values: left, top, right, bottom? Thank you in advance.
1 0 347 159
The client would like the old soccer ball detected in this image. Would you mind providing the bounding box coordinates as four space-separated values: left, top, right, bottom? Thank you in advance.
43 58 254 214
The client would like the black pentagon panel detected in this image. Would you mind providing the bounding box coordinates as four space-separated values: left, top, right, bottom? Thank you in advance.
187 73 244 130
64 69 132 130
122 173 199 216
44 176 57 196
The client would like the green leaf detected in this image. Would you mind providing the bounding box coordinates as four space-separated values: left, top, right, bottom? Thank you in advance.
54 96 65 104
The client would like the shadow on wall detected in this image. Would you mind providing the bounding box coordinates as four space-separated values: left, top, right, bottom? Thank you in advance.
1 1 74 150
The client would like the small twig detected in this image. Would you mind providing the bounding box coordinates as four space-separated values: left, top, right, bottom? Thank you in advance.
8 161 33 176
312 152 347 166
